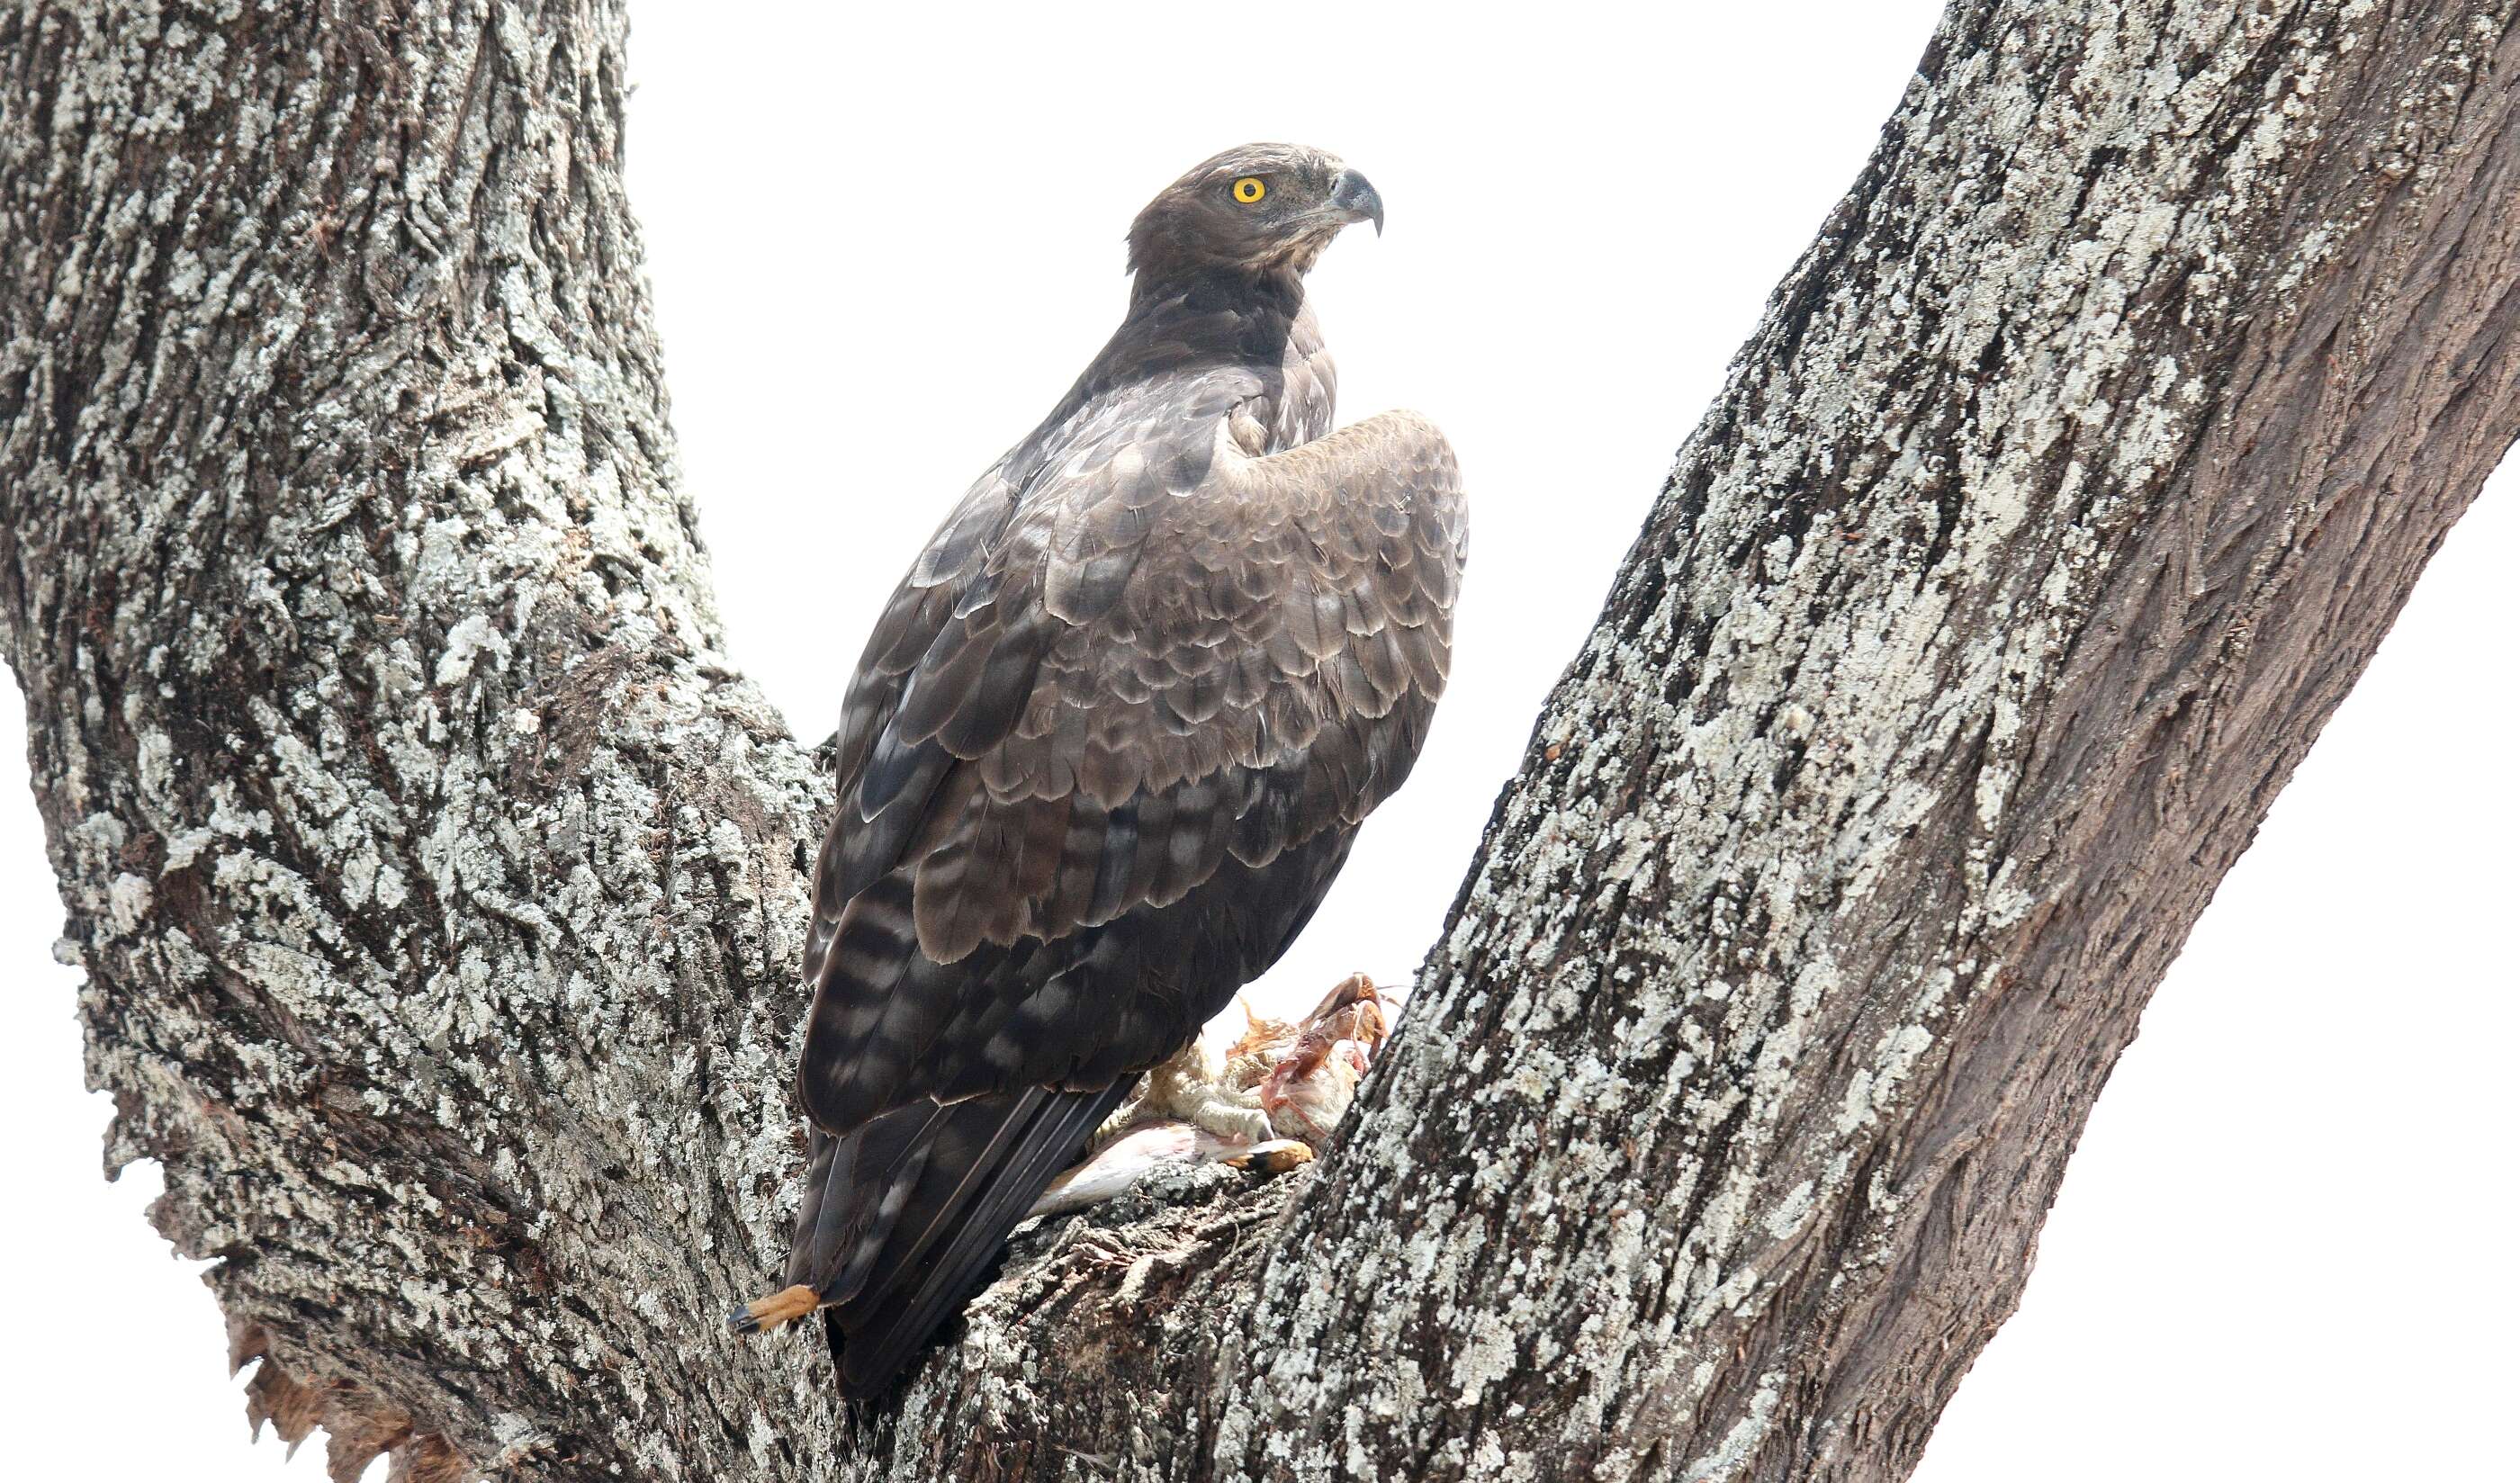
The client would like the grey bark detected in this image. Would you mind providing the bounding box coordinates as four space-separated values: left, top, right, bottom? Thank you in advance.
1 2 2511 1481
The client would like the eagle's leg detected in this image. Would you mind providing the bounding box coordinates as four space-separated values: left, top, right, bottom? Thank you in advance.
1092 1036 1276 1152
728 1282 821 1335
1087 1078 1153 1153
1166 1081 1274 1146
1140 1037 1274 1145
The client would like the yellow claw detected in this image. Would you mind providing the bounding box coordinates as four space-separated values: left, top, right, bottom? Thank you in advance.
1228 1139 1317 1176
729 1283 820 1335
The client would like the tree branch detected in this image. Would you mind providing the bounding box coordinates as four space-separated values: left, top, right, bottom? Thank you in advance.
1214 6 2520 1478
2 2 2512 1481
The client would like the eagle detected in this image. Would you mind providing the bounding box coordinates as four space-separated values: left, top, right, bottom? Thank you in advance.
733 143 1467 1398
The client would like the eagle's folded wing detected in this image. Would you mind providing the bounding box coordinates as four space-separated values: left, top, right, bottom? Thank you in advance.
798 409 1463 1137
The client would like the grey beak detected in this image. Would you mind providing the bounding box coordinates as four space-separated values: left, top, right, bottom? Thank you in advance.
1329 168 1385 236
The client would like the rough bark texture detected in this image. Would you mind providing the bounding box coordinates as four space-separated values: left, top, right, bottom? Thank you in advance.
1 2 2511 1482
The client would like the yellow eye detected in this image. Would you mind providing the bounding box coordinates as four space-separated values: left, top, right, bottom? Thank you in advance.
1232 176 1266 204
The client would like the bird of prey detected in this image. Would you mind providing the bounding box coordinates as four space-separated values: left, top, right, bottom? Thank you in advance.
734 142 1466 1398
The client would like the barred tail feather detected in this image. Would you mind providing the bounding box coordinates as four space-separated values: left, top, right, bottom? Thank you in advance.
788 1082 1135 1398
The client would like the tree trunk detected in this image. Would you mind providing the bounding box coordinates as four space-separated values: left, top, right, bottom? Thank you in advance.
2 2 2511 1480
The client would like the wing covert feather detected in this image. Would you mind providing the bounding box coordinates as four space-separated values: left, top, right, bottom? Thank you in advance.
802 405 1462 1132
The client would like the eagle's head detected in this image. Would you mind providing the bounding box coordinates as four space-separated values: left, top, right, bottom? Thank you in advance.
1127 142 1384 281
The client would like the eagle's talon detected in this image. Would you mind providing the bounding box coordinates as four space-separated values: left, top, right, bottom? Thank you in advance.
1186 1101 1275 1146
1089 1092 1148 1154
1228 1138 1316 1176
731 1282 820 1335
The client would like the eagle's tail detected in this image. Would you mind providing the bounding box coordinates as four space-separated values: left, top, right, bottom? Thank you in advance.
738 1081 1132 1398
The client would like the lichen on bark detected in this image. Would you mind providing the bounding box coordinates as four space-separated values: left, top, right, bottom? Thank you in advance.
1213 5 2520 1479
1 0 832 1473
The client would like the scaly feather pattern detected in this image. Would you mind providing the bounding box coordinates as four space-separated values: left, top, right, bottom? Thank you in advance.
769 144 1462 1398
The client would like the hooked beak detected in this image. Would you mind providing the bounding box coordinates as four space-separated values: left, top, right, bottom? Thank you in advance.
1328 167 1385 236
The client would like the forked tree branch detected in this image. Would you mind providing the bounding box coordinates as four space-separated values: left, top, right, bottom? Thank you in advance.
1 2 2511 1480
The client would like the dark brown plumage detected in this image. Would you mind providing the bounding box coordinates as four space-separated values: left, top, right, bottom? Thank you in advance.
744 143 1465 1398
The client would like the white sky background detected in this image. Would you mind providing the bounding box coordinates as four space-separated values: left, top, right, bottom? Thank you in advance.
4 4 2514 1478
